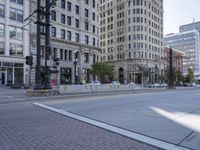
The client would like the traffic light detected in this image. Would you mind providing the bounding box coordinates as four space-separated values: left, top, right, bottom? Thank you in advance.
25 56 33 66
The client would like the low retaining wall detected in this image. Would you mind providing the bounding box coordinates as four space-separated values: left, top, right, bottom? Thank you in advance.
59 84 142 94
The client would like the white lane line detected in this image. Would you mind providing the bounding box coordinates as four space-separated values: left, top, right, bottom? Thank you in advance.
33 103 190 150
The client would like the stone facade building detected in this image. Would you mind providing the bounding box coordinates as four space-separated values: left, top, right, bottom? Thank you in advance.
29 0 101 85
100 0 164 84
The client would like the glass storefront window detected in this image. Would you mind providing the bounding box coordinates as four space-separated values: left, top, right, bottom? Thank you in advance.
9 26 23 40
16 45 23 56
9 26 16 39
7 68 13 86
60 68 72 84
10 43 23 56
0 42 4 55
14 68 23 84
0 24 4 38
10 43 15 55
0 4 5 17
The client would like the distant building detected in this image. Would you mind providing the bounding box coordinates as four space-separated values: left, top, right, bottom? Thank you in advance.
0 0 30 86
164 29 200 75
164 47 184 74
179 21 200 33
29 0 101 85
100 0 164 84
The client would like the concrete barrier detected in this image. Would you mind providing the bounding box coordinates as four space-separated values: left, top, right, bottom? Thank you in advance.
59 84 142 94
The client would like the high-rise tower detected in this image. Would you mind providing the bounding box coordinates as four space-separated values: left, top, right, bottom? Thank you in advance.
100 0 164 84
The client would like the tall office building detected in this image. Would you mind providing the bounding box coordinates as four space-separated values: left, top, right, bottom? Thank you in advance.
100 0 164 84
164 22 200 75
180 21 200 33
29 0 101 85
0 0 30 86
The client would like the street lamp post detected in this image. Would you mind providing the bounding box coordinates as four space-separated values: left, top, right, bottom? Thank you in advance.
74 51 79 84
168 47 174 88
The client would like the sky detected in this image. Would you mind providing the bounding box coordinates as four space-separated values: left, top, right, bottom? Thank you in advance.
164 0 200 35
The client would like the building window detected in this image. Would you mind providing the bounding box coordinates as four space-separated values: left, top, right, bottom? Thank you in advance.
75 19 79 28
67 1 71 11
85 22 89 31
85 35 89 44
75 33 79 42
92 12 95 21
60 49 63 60
84 53 89 63
51 11 56 21
61 0 65 9
61 14 65 24
93 54 96 63
10 8 23 22
75 5 79 14
53 48 57 59
93 0 95 8
67 31 71 41
0 4 5 17
10 43 23 56
93 38 95 46
67 16 71 26
9 26 23 40
0 42 4 55
10 0 23 5
64 50 67 60
85 9 89 17
61 29 65 39
85 0 89 4
69 50 72 61
0 24 4 37
51 26 56 37
93 25 95 33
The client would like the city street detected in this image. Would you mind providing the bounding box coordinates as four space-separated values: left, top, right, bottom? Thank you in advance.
0 87 200 150
40 88 200 150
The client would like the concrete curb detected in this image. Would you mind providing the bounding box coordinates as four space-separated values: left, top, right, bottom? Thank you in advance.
33 103 191 150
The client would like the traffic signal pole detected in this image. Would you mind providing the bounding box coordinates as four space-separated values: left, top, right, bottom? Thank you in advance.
44 0 52 89
168 47 174 88
34 0 42 89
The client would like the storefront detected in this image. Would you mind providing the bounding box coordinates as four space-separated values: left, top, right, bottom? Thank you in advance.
0 61 24 85
60 68 72 85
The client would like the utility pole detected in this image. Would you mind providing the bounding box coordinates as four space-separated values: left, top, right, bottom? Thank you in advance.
44 0 51 89
33 0 57 89
34 0 42 89
168 47 174 88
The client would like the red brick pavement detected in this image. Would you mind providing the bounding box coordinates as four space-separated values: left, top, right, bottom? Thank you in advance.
0 103 163 150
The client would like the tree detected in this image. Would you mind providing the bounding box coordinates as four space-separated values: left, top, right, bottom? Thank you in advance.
186 68 195 83
176 70 185 83
91 62 114 83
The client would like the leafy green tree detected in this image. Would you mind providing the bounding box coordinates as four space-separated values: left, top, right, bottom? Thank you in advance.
176 70 185 83
186 68 195 83
91 62 114 83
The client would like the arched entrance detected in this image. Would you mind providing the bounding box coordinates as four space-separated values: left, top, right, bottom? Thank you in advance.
119 68 124 83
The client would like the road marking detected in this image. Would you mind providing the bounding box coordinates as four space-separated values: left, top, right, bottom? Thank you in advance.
33 102 191 150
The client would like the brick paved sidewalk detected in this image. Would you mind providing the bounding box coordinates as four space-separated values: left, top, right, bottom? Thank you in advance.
0 104 163 150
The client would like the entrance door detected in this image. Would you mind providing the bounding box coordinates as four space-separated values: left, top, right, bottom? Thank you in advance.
0 72 5 85
119 68 124 83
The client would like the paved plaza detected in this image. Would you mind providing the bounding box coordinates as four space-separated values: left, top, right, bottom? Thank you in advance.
0 103 162 150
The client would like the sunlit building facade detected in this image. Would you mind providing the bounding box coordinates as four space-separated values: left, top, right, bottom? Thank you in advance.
0 0 30 86
100 0 164 84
